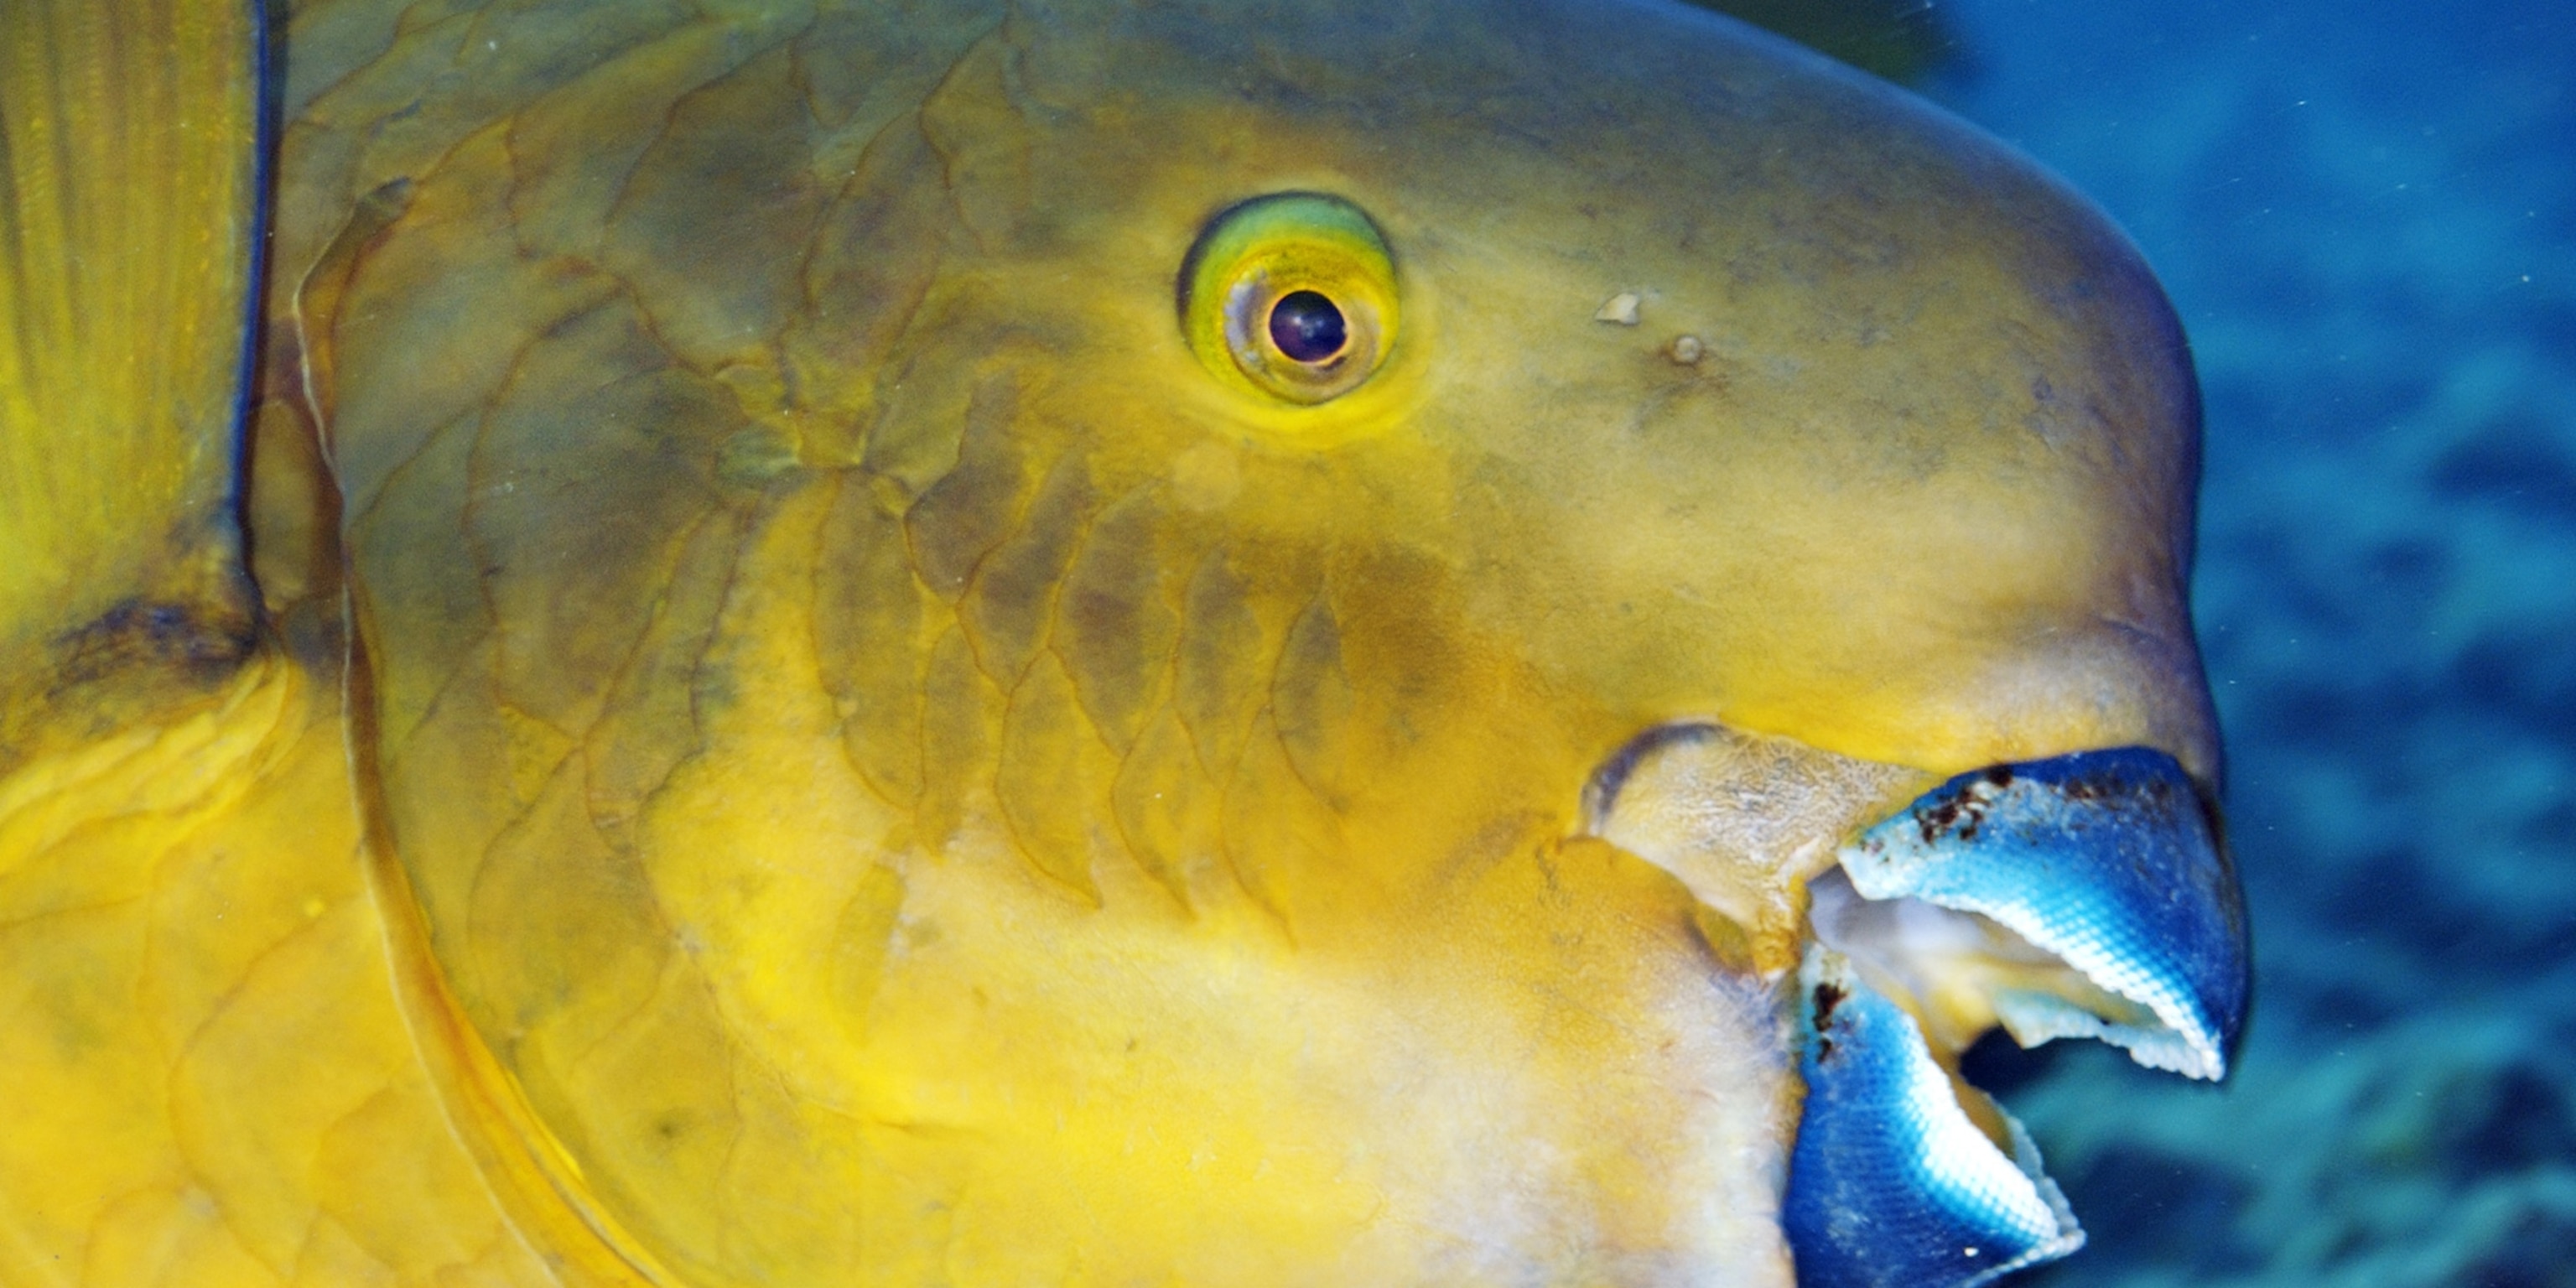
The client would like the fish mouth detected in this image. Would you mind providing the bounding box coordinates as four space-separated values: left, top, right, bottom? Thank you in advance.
1584 727 2249 1288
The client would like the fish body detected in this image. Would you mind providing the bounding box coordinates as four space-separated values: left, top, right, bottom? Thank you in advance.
0 1 2241 1285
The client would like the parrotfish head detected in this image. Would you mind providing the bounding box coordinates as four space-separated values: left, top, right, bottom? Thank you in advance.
303 0 2245 1281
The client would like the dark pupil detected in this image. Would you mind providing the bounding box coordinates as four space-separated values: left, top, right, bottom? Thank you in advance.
1268 289 1348 363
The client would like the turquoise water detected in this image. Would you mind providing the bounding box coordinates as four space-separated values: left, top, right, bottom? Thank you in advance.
1921 3 2576 1284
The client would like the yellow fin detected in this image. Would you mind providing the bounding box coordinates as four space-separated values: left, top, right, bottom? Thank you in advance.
0 0 266 714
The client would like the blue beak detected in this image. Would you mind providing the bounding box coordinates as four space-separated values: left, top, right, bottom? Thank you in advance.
1785 748 2250 1287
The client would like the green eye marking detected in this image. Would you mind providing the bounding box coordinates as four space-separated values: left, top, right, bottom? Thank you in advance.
1180 192 1400 407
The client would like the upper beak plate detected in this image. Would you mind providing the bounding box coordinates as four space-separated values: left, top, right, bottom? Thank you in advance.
1835 747 2248 1080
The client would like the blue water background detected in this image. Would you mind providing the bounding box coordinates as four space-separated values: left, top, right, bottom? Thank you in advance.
1918 3 2576 1284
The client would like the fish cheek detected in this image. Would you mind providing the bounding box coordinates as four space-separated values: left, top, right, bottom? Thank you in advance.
330 179 834 1280
815 474 933 812
467 299 735 735
1272 595 1364 812
995 651 1123 904
784 117 958 444
348 278 735 955
458 746 745 1257
1054 487 1188 759
411 483 927 1280
901 376 1036 600
607 486 920 1274
600 43 824 375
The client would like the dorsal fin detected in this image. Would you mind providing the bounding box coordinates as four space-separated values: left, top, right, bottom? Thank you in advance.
0 0 267 731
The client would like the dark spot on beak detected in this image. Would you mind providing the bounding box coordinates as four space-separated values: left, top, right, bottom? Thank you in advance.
1813 979 1849 1062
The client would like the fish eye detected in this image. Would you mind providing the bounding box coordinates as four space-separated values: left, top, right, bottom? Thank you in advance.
1269 289 1348 363
1180 192 1397 406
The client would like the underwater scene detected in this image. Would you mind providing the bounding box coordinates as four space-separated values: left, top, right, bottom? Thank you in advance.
1916 1 2576 1284
0 0 2562 1283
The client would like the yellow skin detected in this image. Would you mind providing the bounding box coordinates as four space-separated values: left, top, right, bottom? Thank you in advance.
0 0 2215 1284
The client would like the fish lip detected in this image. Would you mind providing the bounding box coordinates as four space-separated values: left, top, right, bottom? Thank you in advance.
1576 719 1932 976
1579 719 1724 828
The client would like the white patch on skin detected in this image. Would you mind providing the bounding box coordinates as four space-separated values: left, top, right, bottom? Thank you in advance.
1596 292 1643 325
1639 970 1804 1287
847 817 1801 1284
1669 335 1705 364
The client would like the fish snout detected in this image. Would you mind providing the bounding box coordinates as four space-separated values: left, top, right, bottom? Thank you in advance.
1585 727 2249 1287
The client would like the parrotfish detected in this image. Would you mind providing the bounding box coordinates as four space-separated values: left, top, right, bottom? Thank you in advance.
0 0 2245 1284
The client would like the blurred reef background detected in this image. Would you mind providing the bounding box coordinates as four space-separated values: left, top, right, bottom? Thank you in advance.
1841 1 2576 1285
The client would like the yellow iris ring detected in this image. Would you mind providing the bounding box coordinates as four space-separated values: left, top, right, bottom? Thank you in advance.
1181 193 1400 409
